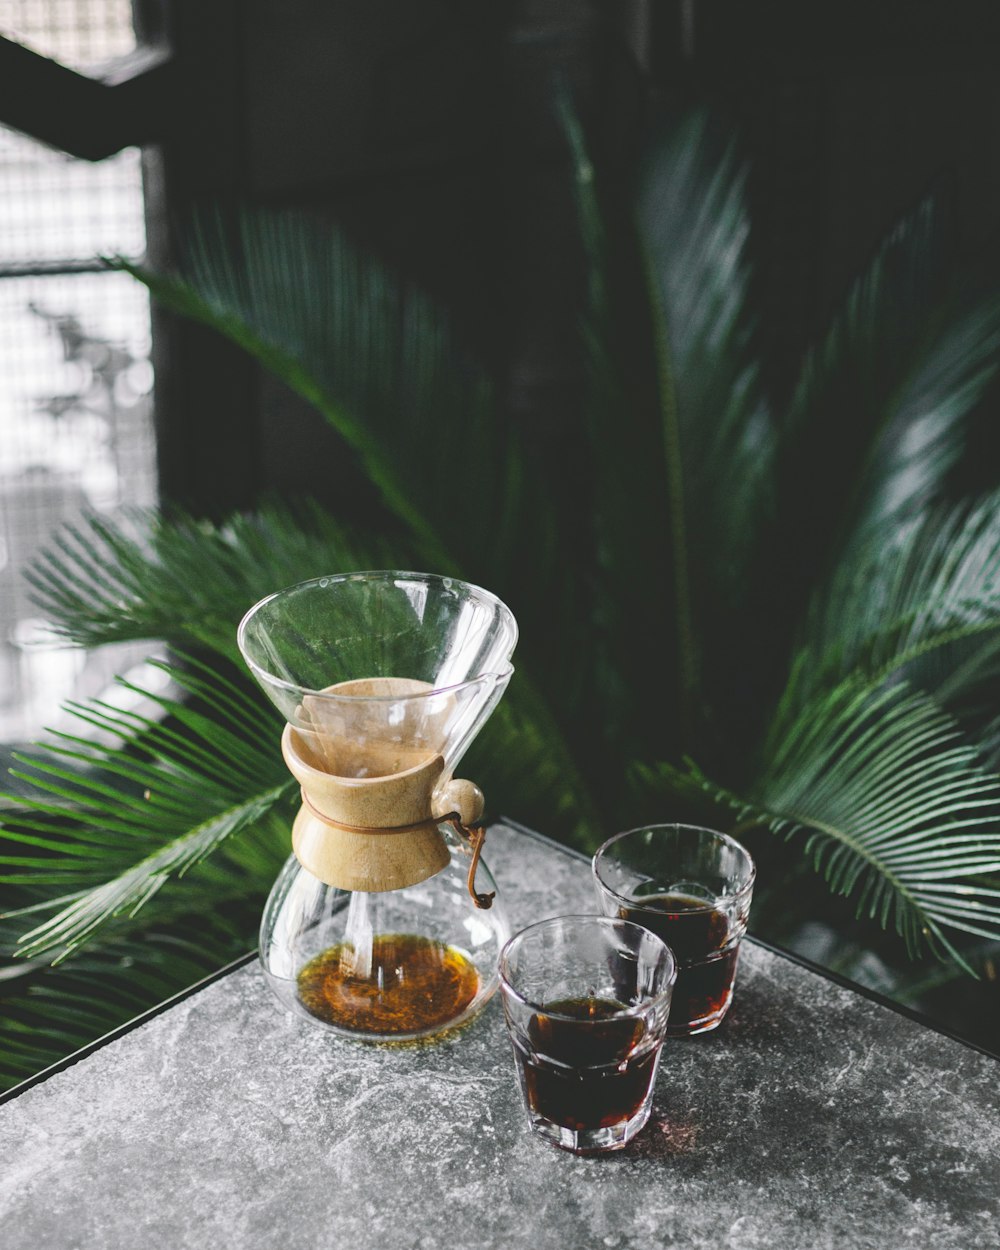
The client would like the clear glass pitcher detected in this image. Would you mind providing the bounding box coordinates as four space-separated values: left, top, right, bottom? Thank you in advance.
238 571 517 1041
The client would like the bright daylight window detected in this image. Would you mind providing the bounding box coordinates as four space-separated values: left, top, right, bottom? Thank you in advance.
0 1 159 745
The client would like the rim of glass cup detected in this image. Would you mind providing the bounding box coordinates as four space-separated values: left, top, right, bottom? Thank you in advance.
237 570 518 703
498 914 677 1019
593 824 757 913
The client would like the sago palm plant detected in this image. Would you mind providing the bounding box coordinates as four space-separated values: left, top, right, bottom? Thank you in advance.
3 110 1000 1089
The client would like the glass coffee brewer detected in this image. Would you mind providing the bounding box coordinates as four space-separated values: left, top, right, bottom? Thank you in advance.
238 571 517 1041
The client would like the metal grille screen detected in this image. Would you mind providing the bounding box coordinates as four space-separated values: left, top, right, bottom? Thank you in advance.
0 3 159 743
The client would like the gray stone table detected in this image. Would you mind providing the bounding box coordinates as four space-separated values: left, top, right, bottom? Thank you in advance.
2 822 999 1250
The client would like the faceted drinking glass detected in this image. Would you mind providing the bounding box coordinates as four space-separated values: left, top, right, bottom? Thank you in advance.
593 825 755 1036
499 915 676 1154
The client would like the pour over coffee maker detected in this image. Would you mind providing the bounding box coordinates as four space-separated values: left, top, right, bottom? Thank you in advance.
238 571 517 1041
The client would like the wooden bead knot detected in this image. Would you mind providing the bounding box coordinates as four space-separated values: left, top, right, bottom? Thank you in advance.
434 778 485 826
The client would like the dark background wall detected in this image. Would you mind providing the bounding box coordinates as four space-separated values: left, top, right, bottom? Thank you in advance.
152 0 1000 517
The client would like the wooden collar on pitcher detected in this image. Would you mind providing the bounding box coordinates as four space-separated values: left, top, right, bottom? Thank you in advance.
298 789 495 910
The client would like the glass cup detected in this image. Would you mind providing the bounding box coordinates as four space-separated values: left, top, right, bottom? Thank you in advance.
499 915 676 1154
593 825 755 1037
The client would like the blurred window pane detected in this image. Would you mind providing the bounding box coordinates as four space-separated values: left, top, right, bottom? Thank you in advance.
0 2 159 744
0 0 138 71
0 127 146 264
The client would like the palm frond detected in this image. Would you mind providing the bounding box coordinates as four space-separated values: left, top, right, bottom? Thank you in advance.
647 679 1000 970
117 210 595 773
109 209 523 579
783 199 1000 564
0 656 295 959
787 488 1000 715
633 113 779 755
976 711 1000 774
639 113 775 603
556 99 677 753
561 109 775 756
26 500 395 661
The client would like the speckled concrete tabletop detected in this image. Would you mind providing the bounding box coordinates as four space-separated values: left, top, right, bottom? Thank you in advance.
1 822 998 1250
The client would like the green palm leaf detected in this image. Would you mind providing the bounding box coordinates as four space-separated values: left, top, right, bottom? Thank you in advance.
557 101 678 752
788 488 1000 715
977 712 1000 773
657 679 1000 970
563 108 776 753
783 199 1000 565
634 113 778 752
109 209 524 579
0 656 295 959
639 113 775 605
25 500 395 660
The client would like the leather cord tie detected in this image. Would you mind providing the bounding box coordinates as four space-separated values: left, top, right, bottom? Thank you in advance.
450 818 494 911
299 789 495 910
